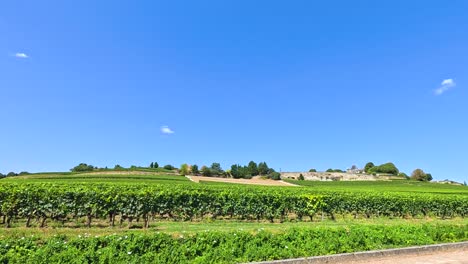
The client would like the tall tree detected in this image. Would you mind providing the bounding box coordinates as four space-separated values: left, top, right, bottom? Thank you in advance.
150 162 154 168
154 162 159 169
247 161 259 176
191 164 199 175
364 162 375 173
179 164 189 176
258 162 270 175
210 163 223 176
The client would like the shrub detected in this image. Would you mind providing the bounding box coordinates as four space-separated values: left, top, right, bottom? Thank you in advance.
71 163 95 172
298 174 305 181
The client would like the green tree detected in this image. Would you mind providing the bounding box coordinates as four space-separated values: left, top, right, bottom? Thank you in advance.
210 163 223 176
369 162 399 175
411 169 427 181
258 162 270 175
114 164 124 170
7 172 17 177
179 164 189 176
309 169 317 172
247 161 259 176
154 162 159 169
298 174 305 181
71 163 95 172
164 164 175 170
364 162 375 173
231 164 241 179
150 162 154 168
201 166 212 177
425 173 433 182
0 173 5 179
191 164 199 175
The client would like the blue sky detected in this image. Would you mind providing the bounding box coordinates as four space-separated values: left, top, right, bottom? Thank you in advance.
1 1 467 182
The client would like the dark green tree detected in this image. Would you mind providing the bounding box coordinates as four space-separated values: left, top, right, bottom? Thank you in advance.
164 164 175 170
364 162 375 173
258 162 270 175
114 164 124 170
247 161 259 176
150 162 154 168
298 174 305 180
210 163 223 176
201 166 212 177
154 162 159 169
0 173 5 179
71 163 95 172
369 163 399 175
231 164 241 179
7 172 17 177
191 164 199 175
309 169 317 172
425 173 433 182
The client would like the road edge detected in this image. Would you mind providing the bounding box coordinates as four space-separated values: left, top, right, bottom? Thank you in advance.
249 241 468 264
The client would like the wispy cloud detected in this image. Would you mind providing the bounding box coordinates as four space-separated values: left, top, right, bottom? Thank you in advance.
161 126 175 135
14 52 29 59
434 79 456 95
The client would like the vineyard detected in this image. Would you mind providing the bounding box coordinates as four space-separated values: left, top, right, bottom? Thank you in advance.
0 173 467 263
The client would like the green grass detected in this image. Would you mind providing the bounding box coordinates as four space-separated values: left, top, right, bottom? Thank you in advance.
1 217 466 238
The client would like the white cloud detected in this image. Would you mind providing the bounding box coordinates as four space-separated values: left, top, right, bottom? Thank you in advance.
14 53 29 59
434 78 456 95
161 126 175 135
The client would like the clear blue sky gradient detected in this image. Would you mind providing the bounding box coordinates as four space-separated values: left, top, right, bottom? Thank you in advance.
1 1 467 182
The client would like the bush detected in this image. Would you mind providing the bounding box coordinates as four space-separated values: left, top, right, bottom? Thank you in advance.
163 165 175 170
309 169 317 172
6 172 17 177
71 163 95 172
18 171 30 176
269 172 281 180
298 174 305 181
368 162 399 175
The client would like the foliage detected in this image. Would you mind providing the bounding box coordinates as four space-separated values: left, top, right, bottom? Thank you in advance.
247 161 259 176
398 172 409 179
364 162 375 173
71 163 95 172
114 164 124 170
368 163 399 175
191 165 199 175
210 163 224 176
268 172 281 180
258 162 270 175
163 165 175 170
179 164 189 176
326 169 344 173
0 224 466 263
201 166 212 177
6 172 18 177
154 162 159 169
411 169 432 181
298 174 305 181
309 169 317 172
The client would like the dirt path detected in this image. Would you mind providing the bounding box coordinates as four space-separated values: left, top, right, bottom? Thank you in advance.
349 249 468 264
186 176 297 187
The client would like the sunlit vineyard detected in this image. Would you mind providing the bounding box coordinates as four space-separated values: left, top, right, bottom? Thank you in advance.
0 172 467 263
